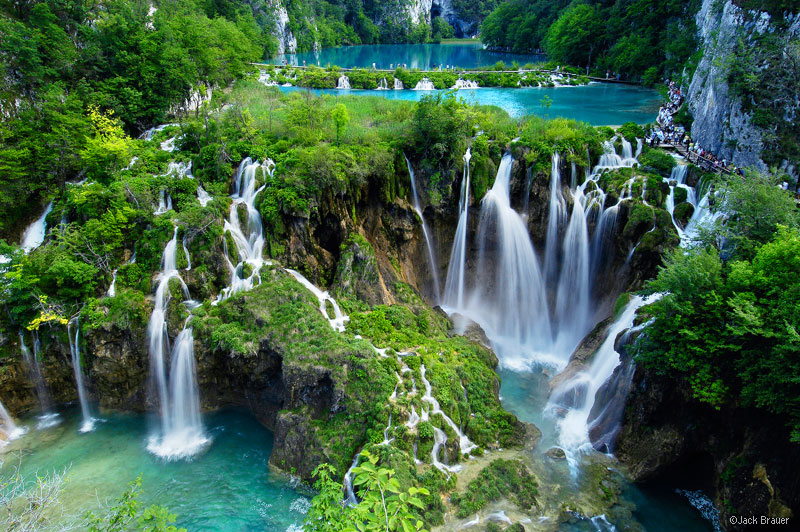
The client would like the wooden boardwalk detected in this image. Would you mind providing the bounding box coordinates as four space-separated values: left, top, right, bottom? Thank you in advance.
658 142 735 175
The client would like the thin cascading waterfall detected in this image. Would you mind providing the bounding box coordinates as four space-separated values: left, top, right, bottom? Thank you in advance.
19 331 57 426
343 452 361 506
543 152 567 286
197 185 212 207
216 158 274 302
376 78 388 90
182 237 191 270
393 78 404 90
0 399 24 443
148 324 208 459
21 202 54 253
146 226 206 459
413 78 435 90
590 205 620 279
547 294 660 469
522 167 533 218
419 364 476 457
570 161 578 190
405 155 441 303
67 318 95 433
466 154 553 369
443 148 472 310
554 194 592 353
285 269 349 332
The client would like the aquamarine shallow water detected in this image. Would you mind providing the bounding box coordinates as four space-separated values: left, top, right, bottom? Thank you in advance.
271 42 544 69
498 369 715 532
1 407 307 532
279 84 661 125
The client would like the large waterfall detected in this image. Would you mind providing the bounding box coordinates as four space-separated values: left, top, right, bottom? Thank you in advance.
405 155 441 302
146 227 208 459
68 318 95 432
19 330 58 427
443 148 472 309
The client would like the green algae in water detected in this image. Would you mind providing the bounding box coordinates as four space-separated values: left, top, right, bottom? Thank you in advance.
1 407 308 532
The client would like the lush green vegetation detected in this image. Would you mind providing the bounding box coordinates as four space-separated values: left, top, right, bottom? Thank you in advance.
449 459 538 517
635 170 800 442
481 0 702 83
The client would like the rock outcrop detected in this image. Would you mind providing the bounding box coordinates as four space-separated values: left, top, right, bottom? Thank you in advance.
686 0 800 177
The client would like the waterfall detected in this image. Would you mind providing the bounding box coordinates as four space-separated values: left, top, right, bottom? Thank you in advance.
107 270 117 297
547 294 661 460
182 237 191 270
376 78 388 90
343 452 361 506
554 194 592 351
19 331 55 422
216 158 273 302
405 155 441 303
452 79 478 89
443 148 472 309
570 162 578 190
67 318 95 433
285 269 349 332
146 227 207 459
420 364 476 457
543 153 567 285
154 190 172 215
412 78 436 90
465 154 553 369
336 75 351 89
393 78 404 90
21 202 54 253
147 325 208 459
0 400 24 443
197 185 212 207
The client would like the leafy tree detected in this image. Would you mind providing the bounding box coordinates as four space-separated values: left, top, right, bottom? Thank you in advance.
332 103 351 146
544 3 603 73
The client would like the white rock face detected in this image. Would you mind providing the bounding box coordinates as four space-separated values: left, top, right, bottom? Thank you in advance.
686 0 799 174
270 0 297 54
405 0 433 25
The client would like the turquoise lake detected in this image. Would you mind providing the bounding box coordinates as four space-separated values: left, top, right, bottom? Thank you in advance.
279 84 662 125
271 42 544 70
1 408 307 532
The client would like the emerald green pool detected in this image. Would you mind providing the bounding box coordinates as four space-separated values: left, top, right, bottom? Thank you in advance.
1 408 307 532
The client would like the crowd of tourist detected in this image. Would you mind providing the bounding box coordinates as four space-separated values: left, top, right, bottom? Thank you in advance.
650 80 744 175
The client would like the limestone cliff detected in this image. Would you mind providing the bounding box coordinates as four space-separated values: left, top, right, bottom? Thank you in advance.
686 0 799 177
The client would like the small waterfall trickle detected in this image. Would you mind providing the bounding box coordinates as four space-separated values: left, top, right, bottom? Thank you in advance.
336 75 351 89
182 237 191 270
376 77 388 90
21 202 54 253
393 78 404 90
405 155 441 303
343 453 361 506
285 269 349 332
197 185 212 207
443 148 472 309
107 270 117 297
154 190 172 215
146 227 207 459
67 318 95 432
452 79 478 89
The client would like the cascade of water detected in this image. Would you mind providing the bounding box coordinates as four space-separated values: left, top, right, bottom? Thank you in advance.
554 194 592 352
21 202 54 253
393 78 404 90
216 158 274 302
146 227 206 459
343 453 361 506
419 364 476 457
0 400 25 443
635 138 643 158
107 270 117 297
405 155 441 302
197 185 213 207
67 318 95 432
621 138 633 160
443 148 472 309
543 153 567 285
285 269 349 332
154 190 172 215
19 331 54 417
570 161 578 189
452 79 479 89
413 78 436 90
182 237 191 270
376 78 388 90
336 75 351 89
148 324 208 459
547 294 661 460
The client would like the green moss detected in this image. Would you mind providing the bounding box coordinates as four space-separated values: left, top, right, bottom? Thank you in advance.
638 149 677 176
450 459 538 518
